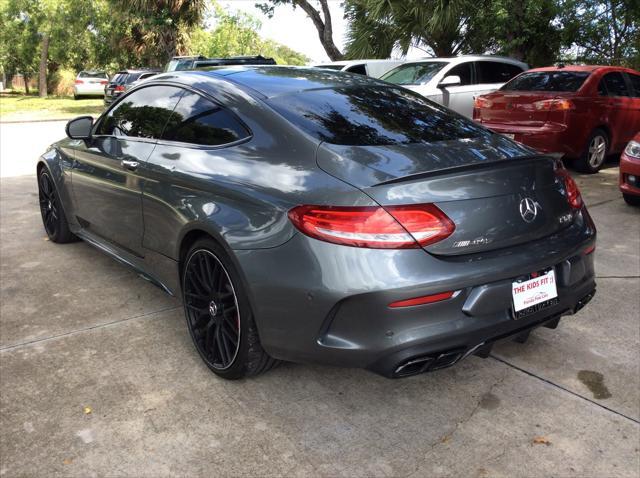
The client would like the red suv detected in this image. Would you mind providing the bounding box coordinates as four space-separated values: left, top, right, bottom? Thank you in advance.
473 65 640 173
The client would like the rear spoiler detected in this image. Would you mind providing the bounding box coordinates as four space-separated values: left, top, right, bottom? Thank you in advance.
373 154 552 186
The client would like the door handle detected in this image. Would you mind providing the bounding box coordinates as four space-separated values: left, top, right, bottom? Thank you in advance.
121 159 139 171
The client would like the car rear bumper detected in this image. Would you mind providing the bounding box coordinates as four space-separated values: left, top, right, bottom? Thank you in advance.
620 154 640 196
73 85 105 96
234 207 596 377
479 121 582 158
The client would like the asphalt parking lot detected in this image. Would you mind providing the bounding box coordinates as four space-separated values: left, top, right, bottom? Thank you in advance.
0 121 639 477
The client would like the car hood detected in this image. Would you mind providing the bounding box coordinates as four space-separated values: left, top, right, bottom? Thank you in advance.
316 134 536 188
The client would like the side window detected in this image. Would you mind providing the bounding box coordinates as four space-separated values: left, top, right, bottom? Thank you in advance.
95 86 183 138
476 61 523 84
600 72 630 97
345 64 367 76
446 62 473 85
161 92 250 146
628 74 640 98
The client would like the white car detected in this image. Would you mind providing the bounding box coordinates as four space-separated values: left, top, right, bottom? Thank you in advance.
380 55 528 117
313 59 405 78
73 71 109 99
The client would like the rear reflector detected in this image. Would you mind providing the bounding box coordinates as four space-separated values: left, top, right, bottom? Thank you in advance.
583 244 595 255
389 291 454 308
288 204 455 249
555 168 583 209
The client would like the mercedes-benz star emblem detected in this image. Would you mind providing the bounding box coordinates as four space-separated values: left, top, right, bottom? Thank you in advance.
519 197 538 223
209 300 219 317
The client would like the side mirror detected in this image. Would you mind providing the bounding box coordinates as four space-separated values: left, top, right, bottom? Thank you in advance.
66 116 93 139
438 75 461 88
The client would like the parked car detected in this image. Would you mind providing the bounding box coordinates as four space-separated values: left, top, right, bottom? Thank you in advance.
312 59 404 78
125 72 159 92
104 69 160 106
39 66 596 380
473 65 640 173
380 55 528 117
164 55 276 72
73 71 108 99
620 133 640 205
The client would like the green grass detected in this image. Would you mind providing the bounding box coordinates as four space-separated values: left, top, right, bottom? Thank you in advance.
0 93 105 122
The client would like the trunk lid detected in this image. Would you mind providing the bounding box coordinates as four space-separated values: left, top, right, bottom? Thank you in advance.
317 138 574 255
479 91 573 125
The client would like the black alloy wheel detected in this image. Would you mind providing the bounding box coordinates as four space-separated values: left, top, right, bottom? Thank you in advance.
38 169 76 243
183 249 241 370
182 239 278 379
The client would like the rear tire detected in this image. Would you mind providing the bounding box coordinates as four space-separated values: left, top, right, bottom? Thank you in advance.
574 129 609 174
181 238 279 379
38 169 77 243
623 193 640 206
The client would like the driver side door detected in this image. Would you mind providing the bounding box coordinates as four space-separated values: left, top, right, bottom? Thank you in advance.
70 85 184 256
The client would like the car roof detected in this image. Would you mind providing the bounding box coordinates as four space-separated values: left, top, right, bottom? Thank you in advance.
402 55 528 67
314 59 402 67
526 65 638 74
181 65 389 98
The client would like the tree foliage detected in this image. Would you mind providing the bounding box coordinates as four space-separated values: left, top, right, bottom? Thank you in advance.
559 0 639 68
343 0 637 68
189 6 309 64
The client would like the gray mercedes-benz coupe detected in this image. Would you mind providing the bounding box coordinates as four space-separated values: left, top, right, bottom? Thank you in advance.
37 66 596 379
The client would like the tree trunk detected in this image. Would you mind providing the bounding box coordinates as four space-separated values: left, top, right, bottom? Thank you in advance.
24 74 30 95
38 33 50 98
295 0 344 61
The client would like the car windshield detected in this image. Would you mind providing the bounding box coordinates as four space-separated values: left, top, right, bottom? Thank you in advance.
165 59 196 72
268 85 489 146
380 62 447 85
79 71 107 79
501 71 591 92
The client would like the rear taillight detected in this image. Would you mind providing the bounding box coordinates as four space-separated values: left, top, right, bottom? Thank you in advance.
100 80 108 85
74 79 84 84
474 96 493 109
556 168 583 209
288 204 455 249
534 99 574 111
114 85 125 92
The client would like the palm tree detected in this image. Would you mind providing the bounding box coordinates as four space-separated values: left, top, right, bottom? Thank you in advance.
345 0 483 59
116 0 206 64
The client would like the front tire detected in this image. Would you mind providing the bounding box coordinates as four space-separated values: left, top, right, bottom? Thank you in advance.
575 129 609 174
623 193 640 206
38 169 77 243
181 238 278 379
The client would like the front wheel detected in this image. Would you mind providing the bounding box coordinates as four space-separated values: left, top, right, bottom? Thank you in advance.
623 193 640 206
38 169 77 243
574 129 609 174
181 239 278 379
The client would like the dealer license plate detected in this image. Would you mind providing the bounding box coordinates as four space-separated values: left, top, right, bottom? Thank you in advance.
511 269 558 319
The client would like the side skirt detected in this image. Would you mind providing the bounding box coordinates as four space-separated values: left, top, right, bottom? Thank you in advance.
75 228 179 297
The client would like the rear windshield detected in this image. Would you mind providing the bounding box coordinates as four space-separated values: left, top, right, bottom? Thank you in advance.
380 62 447 85
112 72 142 84
79 71 107 79
267 85 489 146
501 71 590 92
